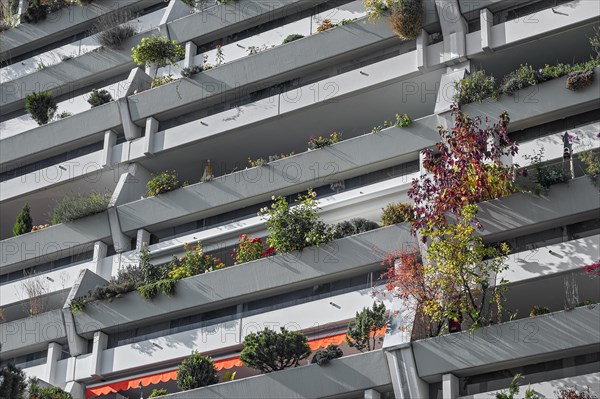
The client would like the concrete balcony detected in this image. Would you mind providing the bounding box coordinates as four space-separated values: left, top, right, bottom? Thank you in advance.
0 0 162 62
0 0 337 117
0 309 67 358
412 305 600 381
152 349 391 399
0 211 111 273
476 176 600 242
116 121 437 234
72 224 414 337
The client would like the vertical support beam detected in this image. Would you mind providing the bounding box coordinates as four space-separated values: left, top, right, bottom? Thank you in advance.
117 98 142 140
481 8 494 53
45 342 62 385
386 346 429 399
65 382 85 399
136 229 151 250
143 117 159 156
434 62 470 114
92 241 108 276
416 30 429 71
434 0 468 64
443 373 459 399
90 331 108 378
184 41 198 68
18 0 27 17
365 389 381 399
101 130 117 167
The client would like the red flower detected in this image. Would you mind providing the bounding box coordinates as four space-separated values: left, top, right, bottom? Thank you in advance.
262 247 276 257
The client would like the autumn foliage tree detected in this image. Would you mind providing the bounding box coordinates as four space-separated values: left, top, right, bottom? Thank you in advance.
386 106 518 335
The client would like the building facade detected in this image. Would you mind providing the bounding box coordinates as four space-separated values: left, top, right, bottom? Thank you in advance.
1 0 599 398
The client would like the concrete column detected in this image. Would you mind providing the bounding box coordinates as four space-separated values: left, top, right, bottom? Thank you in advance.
364 389 381 399
18 0 27 17
92 241 108 276
443 373 459 399
434 0 468 64
101 130 117 167
434 62 470 114
123 67 152 97
481 8 494 53
416 29 428 71
136 229 151 250
184 41 198 68
90 331 108 378
45 342 62 385
143 117 159 156
117 98 142 140
386 346 429 399
65 382 85 399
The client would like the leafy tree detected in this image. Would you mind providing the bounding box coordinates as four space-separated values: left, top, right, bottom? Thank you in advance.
13 203 33 236
240 327 311 373
176 352 219 391
311 344 343 366
496 374 541 399
28 377 72 399
24 92 57 125
408 106 518 235
346 302 387 352
0 364 26 399
131 35 184 79
259 190 333 253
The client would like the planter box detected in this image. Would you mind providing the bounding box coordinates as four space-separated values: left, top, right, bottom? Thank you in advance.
0 309 66 357
0 101 121 167
117 119 438 233
0 211 111 273
462 67 600 132
0 0 161 62
73 224 414 335
158 350 391 399
412 305 600 380
476 176 599 242
127 17 399 123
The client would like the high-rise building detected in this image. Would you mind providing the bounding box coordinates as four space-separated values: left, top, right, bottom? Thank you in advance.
1 1 599 398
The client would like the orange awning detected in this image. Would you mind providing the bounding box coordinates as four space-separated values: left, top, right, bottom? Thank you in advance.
86 328 387 398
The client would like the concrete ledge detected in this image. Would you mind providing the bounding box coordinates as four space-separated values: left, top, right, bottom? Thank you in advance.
127 16 398 123
160 349 391 399
0 30 154 117
462 67 600 132
0 0 162 62
0 211 112 273
412 305 600 380
0 309 66 357
73 224 415 335
477 176 600 242
0 101 121 168
116 120 437 233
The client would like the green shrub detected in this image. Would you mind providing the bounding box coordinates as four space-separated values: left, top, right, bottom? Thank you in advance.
25 92 57 125
240 327 311 373
147 170 183 196
148 389 168 398
566 68 595 91
181 65 202 77
282 34 304 44
137 278 177 300
0 364 26 399
177 352 219 391
307 132 342 150
389 0 423 41
332 218 379 239
87 89 113 107
232 234 265 264
453 70 498 105
131 35 184 78
167 242 225 280
50 192 111 224
529 306 550 317
346 302 386 352
579 149 600 179
259 190 333 253
524 148 570 192
496 374 541 399
499 64 540 95
20 0 48 24
13 203 33 236
381 202 413 226
151 74 174 88
28 377 72 399
311 344 343 366
93 10 135 49
539 63 572 81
